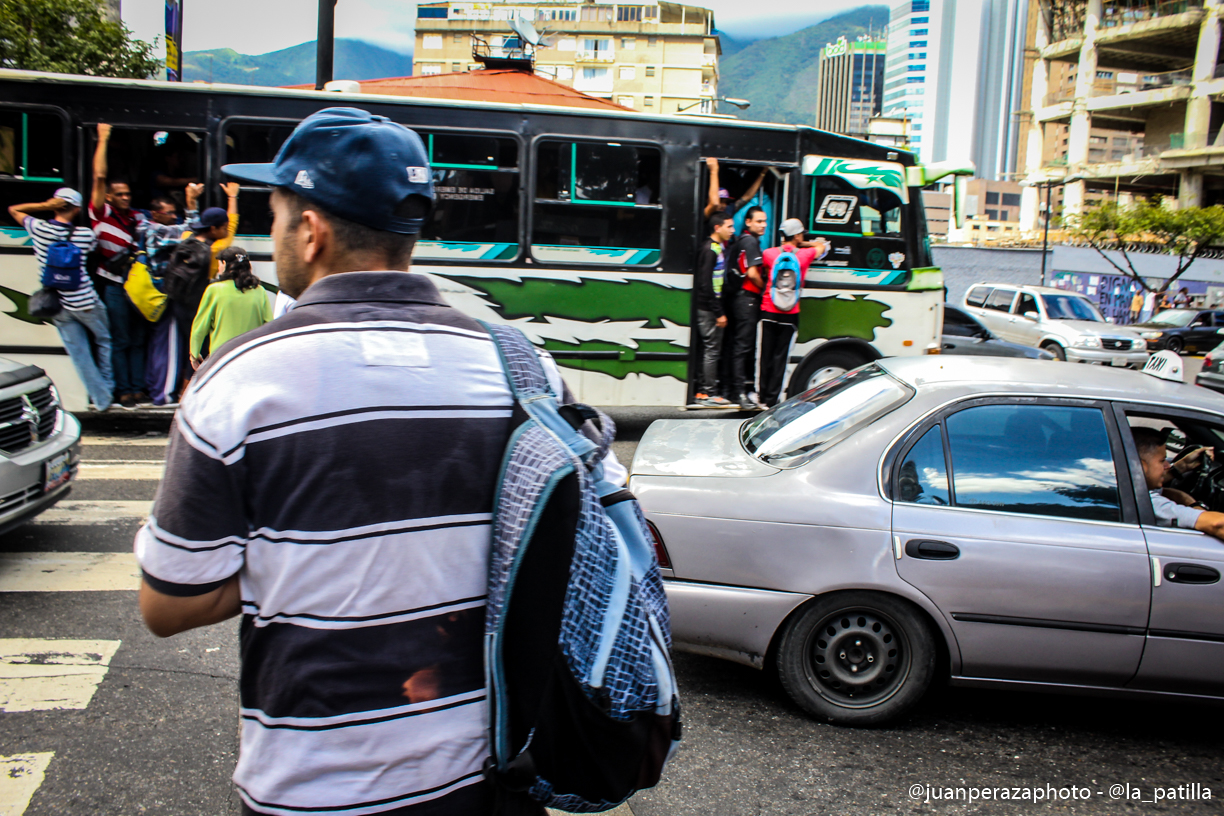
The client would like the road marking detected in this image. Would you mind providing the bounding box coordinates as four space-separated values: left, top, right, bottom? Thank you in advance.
76 463 164 481
80 436 169 447
32 501 151 525
0 640 121 713
0 753 54 815
549 807 633 816
0 553 140 593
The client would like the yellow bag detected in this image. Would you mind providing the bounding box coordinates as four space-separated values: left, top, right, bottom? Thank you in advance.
124 260 168 322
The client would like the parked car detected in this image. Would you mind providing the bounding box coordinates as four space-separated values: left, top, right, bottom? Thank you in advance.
1133 308 1224 354
962 283 1148 366
941 304 1054 359
0 359 81 536
631 356 1224 725
1195 341 1224 394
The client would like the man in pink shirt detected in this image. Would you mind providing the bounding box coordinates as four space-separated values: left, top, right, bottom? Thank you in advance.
757 218 829 407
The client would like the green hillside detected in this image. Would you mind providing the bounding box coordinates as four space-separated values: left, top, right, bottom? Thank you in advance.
183 39 413 87
718 6 890 126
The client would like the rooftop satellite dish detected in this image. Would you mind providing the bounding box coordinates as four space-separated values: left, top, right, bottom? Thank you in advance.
510 13 554 49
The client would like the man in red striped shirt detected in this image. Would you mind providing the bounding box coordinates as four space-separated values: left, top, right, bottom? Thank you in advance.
90 122 151 409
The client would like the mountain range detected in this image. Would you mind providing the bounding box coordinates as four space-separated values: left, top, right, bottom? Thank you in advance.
183 39 414 86
183 7 890 127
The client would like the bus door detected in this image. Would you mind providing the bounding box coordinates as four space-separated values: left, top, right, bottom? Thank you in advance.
696 159 787 246
85 123 208 221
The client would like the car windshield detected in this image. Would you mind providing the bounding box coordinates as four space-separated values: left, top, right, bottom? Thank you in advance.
1041 294 1103 322
1147 309 1197 327
741 365 914 468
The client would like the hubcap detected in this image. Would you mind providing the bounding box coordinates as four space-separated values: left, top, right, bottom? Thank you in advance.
804 609 910 708
806 365 847 391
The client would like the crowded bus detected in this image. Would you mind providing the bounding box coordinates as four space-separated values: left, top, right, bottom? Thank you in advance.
0 68 970 410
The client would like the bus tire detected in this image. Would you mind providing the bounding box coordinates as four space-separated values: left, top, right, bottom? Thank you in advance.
787 348 870 398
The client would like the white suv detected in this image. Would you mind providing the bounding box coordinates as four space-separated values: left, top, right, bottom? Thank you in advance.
962 283 1149 367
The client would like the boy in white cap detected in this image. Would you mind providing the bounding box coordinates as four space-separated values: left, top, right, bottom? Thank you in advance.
8 189 114 410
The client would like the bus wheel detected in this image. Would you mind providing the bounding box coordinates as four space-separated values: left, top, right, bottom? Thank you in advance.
787 349 869 398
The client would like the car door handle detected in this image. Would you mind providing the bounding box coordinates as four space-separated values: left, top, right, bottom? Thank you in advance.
905 539 960 560
1164 563 1221 584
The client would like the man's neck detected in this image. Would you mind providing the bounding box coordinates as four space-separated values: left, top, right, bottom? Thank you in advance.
53 214 73 226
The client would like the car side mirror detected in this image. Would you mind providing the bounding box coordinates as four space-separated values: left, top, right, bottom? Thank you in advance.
1023 311 1039 321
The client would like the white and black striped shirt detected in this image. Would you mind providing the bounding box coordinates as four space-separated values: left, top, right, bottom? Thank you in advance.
136 272 523 816
22 216 98 311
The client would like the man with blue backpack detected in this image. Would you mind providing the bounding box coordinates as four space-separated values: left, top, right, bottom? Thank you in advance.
757 218 830 408
135 107 676 816
8 188 115 410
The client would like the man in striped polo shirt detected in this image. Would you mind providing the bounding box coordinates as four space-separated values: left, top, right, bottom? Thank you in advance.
90 122 150 409
9 188 114 410
136 108 572 816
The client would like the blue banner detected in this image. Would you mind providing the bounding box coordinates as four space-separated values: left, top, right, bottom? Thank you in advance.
165 0 183 82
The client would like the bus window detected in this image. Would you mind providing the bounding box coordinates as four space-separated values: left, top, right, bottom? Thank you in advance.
0 109 67 228
223 121 297 240
87 126 204 221
805 173 908 285
418 131 520 262
532 140 662 266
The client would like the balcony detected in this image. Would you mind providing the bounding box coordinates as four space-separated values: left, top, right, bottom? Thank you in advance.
575 49 615 63
1042 0 1204 71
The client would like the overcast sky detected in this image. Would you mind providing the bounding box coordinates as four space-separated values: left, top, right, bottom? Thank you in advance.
122 0 870 56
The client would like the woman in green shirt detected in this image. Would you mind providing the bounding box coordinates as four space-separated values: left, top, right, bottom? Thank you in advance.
190 246 272 369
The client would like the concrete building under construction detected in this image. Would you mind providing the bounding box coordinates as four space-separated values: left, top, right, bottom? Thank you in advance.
1020 0 1224 230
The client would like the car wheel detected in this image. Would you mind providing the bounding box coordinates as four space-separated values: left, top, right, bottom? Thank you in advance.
1166 336 1184 354
1041 342 1066 361
776 591 935 726
787 349 869 398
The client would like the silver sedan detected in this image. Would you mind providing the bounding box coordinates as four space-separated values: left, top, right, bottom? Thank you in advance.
630 357 1224 725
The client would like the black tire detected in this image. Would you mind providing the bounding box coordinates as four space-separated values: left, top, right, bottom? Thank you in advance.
786 349 870 399
775 591 936 726
1166 336 1184 354
1042 342 1066 361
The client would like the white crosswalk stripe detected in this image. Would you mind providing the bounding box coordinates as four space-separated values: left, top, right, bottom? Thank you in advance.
0 640 121 712
76 462 164 481
0 753 54 815
79 435 169 447
0 552 140 592
33 501 152 525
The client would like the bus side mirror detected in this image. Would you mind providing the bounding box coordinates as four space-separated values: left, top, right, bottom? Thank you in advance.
953 175 968 230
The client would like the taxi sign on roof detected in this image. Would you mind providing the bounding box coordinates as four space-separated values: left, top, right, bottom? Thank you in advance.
1143 350 1184 383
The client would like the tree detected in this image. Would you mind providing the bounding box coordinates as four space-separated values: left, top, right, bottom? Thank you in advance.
1072 198 1224 295
0 0 161 79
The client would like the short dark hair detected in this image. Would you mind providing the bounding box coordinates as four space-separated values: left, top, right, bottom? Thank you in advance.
1132 427 1168 459
708 213 733 233
280 189 421 269
151 197 176 212
744 205 765 222
108 178 131 190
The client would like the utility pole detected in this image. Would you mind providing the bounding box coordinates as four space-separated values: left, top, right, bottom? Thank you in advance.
316 0 338 90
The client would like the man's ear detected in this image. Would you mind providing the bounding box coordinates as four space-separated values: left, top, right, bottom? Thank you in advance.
299 208 328 265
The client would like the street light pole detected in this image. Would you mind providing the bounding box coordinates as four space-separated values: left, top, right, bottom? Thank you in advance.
1040 181 1051 287
316 0 338 90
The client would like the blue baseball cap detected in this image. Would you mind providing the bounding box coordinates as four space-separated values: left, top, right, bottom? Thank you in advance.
189 207 227 231
221 107 434 235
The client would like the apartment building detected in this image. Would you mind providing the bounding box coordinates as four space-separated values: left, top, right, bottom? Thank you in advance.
1020 0 1224 230
816 36 887 138
413 1 719 114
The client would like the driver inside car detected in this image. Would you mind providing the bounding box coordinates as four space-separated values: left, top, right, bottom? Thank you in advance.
1133 426 1224 541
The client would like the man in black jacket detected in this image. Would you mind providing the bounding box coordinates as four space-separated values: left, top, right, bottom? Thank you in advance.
692 212 736 407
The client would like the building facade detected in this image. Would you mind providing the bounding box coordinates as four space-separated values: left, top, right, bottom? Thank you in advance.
816 36 887 138
413 1 719 114
1020 0 1224 230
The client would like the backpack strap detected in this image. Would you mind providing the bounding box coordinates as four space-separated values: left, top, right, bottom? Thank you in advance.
479 321 554 402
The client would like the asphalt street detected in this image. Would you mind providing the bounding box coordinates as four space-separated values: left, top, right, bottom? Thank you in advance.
1 375 1222 815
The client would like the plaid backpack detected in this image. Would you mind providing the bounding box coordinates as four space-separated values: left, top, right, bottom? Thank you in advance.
480 322 681 813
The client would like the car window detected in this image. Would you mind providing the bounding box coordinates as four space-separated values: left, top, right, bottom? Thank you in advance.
944 404 1122 522
943 307 984 338
984 289 1016 312
1213 311 1224 326
1015 293 1038 316
1190 312 1212 327
1146 309 1196 327
965 286 991 307
742 365 914 468
1041 294 1103 322
896 425 950 505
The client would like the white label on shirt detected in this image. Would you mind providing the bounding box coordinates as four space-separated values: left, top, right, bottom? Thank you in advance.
360 331 430 367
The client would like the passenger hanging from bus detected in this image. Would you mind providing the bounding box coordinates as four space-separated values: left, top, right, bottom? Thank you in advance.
189 247 271 371
703 157 768 219
756 218 830 408
90 122 150 410
182 181 241 279
728 205 768 410
691 212 736 408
